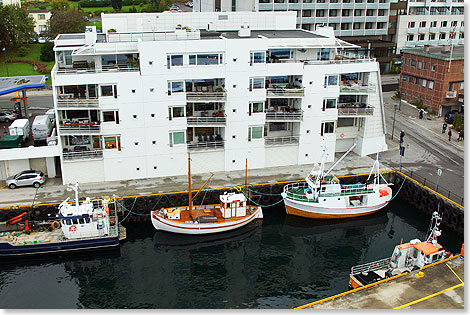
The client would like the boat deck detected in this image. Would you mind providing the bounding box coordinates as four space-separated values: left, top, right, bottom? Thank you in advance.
286 188 375 202
0 229 63 245
157 204 257 223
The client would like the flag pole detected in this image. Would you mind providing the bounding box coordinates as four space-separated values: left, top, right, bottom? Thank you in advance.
448 25 457 73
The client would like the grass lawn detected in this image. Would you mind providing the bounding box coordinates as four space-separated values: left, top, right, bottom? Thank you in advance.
0 44 54 85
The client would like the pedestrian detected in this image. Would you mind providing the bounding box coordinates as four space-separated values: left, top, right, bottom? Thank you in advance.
458 130 464 142
442 122 447 134
448 129 452 141
419 108 424 119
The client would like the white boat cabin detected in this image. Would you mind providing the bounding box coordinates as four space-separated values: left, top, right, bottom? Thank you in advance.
219 193 247 218
390 239 445 270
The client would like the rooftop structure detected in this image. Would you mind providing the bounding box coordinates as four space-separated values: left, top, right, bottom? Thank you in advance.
51 13 388 184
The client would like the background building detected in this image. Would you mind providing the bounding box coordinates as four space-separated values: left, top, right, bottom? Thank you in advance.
399 45 464 116
0 0 21 6
28 10 52 36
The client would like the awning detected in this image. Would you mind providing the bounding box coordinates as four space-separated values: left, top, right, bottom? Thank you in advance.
0 75 48 95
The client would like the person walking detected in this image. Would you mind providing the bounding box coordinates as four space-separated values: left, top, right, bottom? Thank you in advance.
419 108 424 119
448 129 452 141
442 122 447 134
458 130 464 142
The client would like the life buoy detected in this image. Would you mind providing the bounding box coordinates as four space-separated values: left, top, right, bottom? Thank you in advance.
52 221 60 229
340 133 345 138
69 225 77 232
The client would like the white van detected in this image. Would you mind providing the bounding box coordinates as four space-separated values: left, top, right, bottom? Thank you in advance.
9 119 31 140
32 115 52 143
45 109 56 125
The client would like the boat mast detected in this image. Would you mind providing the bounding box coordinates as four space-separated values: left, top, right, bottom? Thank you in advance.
245 158 248 203
188 152 192 213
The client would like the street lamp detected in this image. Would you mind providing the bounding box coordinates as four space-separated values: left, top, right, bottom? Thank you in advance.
391 102 398 140
2 47 9 77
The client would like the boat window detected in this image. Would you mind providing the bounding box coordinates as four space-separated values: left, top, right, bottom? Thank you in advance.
72 219 79 224
79 218 85 224
239 202 243 207
66 219 72 225
412 249 418 258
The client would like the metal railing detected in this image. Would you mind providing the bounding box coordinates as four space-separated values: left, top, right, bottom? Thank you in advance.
304 58 376 65
55 66 139 75
340 83 376 93
265 136 299 146
351 258 391 275
338 107 374 116
187 141 224 151
265 112 303 121
186 117 226 125
185 91 227 102
63 149 103 160
59 124 101 134
266 87 304 97
57 98 99 108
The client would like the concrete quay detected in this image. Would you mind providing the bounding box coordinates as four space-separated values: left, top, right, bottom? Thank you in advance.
299 256 464 309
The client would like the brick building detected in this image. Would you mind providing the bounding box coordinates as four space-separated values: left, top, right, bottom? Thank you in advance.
399 45 464 116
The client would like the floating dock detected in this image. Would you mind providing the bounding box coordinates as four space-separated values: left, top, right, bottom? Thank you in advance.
296 255 464 309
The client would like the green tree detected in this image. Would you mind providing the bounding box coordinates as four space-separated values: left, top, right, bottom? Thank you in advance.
50 0 70 10
111 0 123 10
0 4 35 49
453 113 464 131
40 41 55 62
46 8 87 39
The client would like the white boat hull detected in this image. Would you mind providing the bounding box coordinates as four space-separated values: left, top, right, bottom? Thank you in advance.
151 206 263 235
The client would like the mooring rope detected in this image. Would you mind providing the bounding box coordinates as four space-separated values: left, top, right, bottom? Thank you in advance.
390 176 406 201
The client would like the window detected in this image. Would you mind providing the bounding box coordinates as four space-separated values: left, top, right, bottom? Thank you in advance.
459 33 464 39
461 21 464 27
431 21 437 27
431 65 436 72
428 80 434 89
248 126 263 141
188 53 223 66
404 58 409 65
407 35 414 41
429 33 436 40
323 99 337 110
366 9 374 16
38 14 46 20
354 9 362 16
168 106 185 120
302 10 312 17
325 75 338 86
353 22 361 30
321 122 335 135
439 33 446 39
342 9 350 16
303 0 312 2
104 135 121 150
378 9 385 16
39 25 47 33
167 54 183 67
250 51 266 64
329 9 337 17
100 84 117 98
102 110 119 123
411 59 416 67
418 61 423 68
317 48 330 60
377 22 385 29
337 118 355 127
441 21 447 27
316 9 325 17
422 79 427 87
328 23 337 30
169 131 185 147
340 23 350 30
419 21 426 28
401 75 407 82
451 21 458 27
249 102 264 114
249 77 265 90
168 81 184 94
459 82 464 90
408 21 415 28
365 22 374 29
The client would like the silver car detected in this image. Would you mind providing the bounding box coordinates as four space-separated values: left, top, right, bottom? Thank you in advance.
6 170 46 189
0 111 16 123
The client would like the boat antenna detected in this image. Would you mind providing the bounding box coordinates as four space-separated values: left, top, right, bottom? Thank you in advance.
188 152 192 214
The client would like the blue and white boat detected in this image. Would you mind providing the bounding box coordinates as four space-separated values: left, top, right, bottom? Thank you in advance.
0 183 126 256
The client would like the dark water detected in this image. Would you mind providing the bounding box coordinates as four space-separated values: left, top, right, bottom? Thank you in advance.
0 198 462 309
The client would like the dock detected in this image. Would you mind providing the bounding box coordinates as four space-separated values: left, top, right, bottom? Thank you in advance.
296 256 464 309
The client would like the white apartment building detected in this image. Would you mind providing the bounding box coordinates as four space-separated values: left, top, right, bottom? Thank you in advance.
28 10 52 36
51 13 387 184
0 0 21 6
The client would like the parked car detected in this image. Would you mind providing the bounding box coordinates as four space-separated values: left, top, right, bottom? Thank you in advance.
444 110 464 124
184 1 193 7
169 5 181 11
6 170 46 189
0 111 16 123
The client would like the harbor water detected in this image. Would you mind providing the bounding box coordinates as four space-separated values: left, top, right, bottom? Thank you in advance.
0 198 462 309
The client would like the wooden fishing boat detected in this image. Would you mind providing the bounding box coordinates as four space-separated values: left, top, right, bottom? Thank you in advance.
150 153 263 235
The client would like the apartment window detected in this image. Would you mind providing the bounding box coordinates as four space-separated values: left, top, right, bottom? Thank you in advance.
450 32 456 39
323 99 337 110
168 81 184 94
38 14 46 20
431 21 437 27
104 136 121 150
365 22 374 29
250 51 266 64
422 79 427 87
411 59 416 67
431 65 436 72
324 75 338 86
320 122 335 135
407 35 414 41
317 0 325 2
289 0 299 2
377 22 385 29
329 9 337 17
459 33 464 39
330 0 338 2
303 0 312 2
404 58 409 65
249 77 265 90
367 0 374 2
408 22 415 28
189 53 223 66
355 0 363 3
366 9 375 16
316 9 325 17
102 110 119 123
353 22 361 30
418 34 425 41
169 131 185 147
439 33 446 39
441 21 447 27
451 21 458 27
429 33 436 40
428 80 434 89
168 106 185 120
378 9 385 16
100 84 117 98
341 23 350 30
354 9 362 16
401 75 407 82
167 54 183 67
39 25 47 33
249 102 264 114
302 10 312 17
419 21 426 28
342 9 350 16
459 82 464 90
317 48 330 60
248 126 263 141
328 23 337 30
461 21 464 27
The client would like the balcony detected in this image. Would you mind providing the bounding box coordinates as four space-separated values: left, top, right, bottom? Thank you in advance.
186 116 226 126
266 87 304 98
339 82 375 93
407 28 418 34
265 111 303 121
59 122 101 134
338 104 374 116
187 140 224 151
56 98 99 108
63 149 103 161
265 136 299 146
446 91 457 98
185 91 227 102
418 27 428 33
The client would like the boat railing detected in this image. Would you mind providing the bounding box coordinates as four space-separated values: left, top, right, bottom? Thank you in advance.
350 258 391 275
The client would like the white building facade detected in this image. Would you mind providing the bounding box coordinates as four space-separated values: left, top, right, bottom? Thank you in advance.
52 13 387 184
28 10 52 36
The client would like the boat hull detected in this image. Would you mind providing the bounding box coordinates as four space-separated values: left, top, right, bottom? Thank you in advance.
151 206 263 235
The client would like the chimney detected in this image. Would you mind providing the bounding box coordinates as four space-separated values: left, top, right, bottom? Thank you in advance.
238 23 251 37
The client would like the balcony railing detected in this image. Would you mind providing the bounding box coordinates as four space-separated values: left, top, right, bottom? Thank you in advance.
63 149 103 160
265 136 299 146
338 106 374 116
187 117 227 126
265 111 303 121
185 91 227 102
57 98 99 108
59 123 101 134
55 66 139 75
266 87 304 97
187 141 224 151
340 83 375 93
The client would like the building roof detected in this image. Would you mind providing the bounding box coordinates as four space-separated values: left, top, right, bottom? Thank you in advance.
218 30 326 40
413 241 443 255
0 76 48 96
57 34 86 40
27 9 50 13
401 45 464 61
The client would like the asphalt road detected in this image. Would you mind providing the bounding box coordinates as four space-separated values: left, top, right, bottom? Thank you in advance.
0 92 53 111
380 91 464 199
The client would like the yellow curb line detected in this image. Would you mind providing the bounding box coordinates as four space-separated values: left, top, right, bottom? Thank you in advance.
446 263 463 284
393 282 464 309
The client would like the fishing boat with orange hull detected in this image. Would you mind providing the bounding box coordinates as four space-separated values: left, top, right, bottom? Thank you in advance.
150 153 263 235
281 143 392 219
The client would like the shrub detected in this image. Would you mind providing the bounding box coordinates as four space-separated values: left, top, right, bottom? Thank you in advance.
17 46 29 57
40 41 55 62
